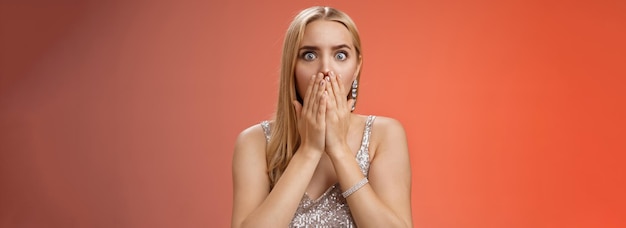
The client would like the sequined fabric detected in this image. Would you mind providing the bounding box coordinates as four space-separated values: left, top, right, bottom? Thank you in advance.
261 115 376 228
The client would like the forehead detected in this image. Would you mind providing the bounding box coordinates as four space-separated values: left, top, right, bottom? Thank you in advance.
300 20 353 47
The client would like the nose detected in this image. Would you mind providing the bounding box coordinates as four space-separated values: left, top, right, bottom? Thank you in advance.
319 55 332 76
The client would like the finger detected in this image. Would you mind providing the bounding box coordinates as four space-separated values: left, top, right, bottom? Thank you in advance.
324 76 336 111
292 100 302 117
302 75 316 113
318 91 328 123
347 98 356 112
324 73 335 100
312 77 326 118
307 74 322 114
329 71 343 109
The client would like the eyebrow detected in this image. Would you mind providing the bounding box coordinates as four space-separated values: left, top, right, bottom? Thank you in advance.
298 44 352 52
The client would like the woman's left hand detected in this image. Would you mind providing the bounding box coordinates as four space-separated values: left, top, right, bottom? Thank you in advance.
323 71 356 155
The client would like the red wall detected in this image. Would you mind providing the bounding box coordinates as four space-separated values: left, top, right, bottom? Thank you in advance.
1 0 624 227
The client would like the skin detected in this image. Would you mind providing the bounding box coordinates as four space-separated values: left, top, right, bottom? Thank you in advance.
294 20 359 105
232 20 413 228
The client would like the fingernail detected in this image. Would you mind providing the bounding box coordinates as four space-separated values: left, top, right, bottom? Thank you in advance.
325 76 330 82
320 80 325 86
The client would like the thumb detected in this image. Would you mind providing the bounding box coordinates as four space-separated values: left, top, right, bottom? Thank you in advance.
292 100 302 117
347 98 356 111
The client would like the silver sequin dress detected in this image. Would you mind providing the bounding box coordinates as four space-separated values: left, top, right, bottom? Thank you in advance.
261 115 376 228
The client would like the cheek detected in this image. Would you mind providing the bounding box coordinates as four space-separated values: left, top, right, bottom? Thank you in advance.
294 65 313 98
341 77 353 96
337 66 357 96
337 60 357 79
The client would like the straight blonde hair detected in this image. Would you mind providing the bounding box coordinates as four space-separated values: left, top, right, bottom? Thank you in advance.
267 6 363 189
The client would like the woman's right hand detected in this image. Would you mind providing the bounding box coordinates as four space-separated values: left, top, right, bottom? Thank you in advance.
292 73 328 154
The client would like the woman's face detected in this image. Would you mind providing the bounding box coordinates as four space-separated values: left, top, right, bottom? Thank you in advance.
295 19 360 103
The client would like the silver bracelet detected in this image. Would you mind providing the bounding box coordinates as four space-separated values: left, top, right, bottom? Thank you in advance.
342 177 369 198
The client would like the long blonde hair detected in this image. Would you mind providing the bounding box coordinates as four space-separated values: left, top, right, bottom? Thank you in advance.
267 6 363 189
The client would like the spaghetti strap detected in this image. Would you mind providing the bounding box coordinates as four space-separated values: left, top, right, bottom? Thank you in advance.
260 121 270 142
355 115 376 175
360 115 376 151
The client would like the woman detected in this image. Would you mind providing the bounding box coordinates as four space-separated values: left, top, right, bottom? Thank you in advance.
232 6 412 227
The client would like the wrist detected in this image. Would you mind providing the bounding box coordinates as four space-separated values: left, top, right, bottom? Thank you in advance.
297 145 324 160
326 143 352 159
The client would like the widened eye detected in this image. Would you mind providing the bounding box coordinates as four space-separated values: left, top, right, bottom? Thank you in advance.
335 52 347 61
302 52 317 61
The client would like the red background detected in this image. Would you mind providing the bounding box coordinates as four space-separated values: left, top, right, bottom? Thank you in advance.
1 0 625 227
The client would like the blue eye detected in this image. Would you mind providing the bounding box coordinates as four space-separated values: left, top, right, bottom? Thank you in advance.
302 52 316 61
335 52 347 61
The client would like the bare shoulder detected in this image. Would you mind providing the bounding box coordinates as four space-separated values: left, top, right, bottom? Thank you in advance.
232 122 273 225
371 116 407 143
369 116 408 159
372 116 406 133
364 116 413 228
234 123 267 151
233 122 269 169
